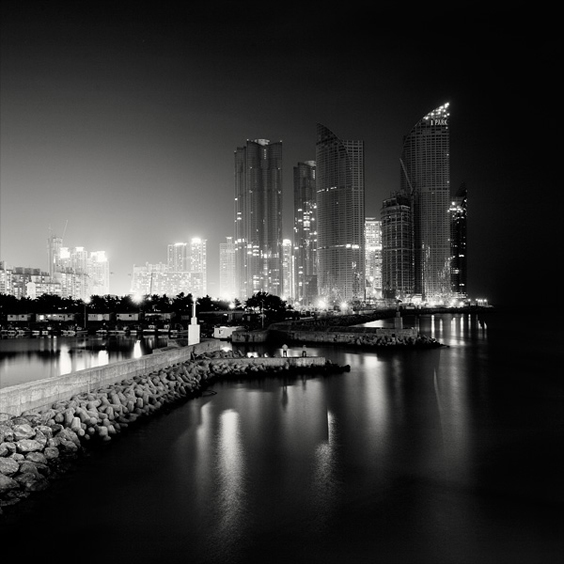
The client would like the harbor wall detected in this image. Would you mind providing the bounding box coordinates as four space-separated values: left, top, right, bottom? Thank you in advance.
232 326 419 345
0 340 221 417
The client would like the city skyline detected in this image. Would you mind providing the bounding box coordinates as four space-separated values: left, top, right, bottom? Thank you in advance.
1 4 561 307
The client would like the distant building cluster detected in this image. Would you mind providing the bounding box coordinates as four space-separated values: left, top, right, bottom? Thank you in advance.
130 238 207 298
0 236 109 300
1 104 468 306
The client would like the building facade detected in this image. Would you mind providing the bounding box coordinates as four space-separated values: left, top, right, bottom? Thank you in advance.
189 237 207 297
219 236 236 300
449 183 468 297
293 160 317 306
365 218 382 300
381 194 413 299
234 139 283 299
45 236 110 299
400 103 451 301
315 124 365 304
167 243 188 272
281 239 294 301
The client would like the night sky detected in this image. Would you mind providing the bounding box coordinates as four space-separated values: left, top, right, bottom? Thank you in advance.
1 3 561 306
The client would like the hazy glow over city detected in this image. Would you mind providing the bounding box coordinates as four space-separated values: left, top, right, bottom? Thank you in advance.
0 5 560 306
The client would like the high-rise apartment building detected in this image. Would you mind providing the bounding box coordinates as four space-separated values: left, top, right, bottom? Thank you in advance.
189 237 207 296
167 243 188 272
400 103 451 301
234 138 283 299
281 239 294 301
316 124 365 303
381 194 413 299
219 237 236 300
88 251 110 296
449 183 468 297
46 235 110 299
131 262 171 296
47 235 63 277
293 160 317 306
365 218 382 300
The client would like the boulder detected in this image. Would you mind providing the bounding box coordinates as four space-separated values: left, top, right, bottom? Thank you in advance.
18 460 41 476
0 457 19 476
12 423 35 441
0 442 16 457
43 447 60 461
25 451 48 465
0 473 19 493
15 439 43 454
0 425 14 442
14 472 49 492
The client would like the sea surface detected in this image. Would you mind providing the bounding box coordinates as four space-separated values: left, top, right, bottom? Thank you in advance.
1 310 563 564
0 334 176 389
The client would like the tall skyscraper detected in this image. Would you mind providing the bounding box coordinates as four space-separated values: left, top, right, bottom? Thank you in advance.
88 251 110 296
47 234 63 277
189 237 207 296
281 239 294 300
400 103 451 301
449 183 468 297
167 243 188 272
315 124 365 303
219 236 236 300
234 138 283 299
365 218 382 300
293 160 317 306
46 235 110 299
381 194 413 299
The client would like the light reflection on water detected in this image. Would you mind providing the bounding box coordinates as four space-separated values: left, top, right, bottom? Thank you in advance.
0 335 173 388
1 312 563 564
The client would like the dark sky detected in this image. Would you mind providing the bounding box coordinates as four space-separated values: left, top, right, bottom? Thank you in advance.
1 2 561 306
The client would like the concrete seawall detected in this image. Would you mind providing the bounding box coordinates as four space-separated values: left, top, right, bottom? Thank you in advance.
232 325 420 345
0 340 221 417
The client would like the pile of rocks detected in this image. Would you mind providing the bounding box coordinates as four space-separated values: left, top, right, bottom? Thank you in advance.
0 349 345 513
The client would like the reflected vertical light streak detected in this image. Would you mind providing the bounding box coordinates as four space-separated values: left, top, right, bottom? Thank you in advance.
97 349 109 366
215 409 247 551
310 410 339 531
132 340 143 358
58 343 72 375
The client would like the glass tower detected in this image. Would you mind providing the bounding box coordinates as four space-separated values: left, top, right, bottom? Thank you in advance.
400 103 451 301
315 124 365 304
293 160 317 306
449 183 468 297
234 139 283 300
381 194 413 299
365 217 382 300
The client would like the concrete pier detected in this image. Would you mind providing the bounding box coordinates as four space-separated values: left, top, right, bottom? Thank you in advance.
0 340 220 417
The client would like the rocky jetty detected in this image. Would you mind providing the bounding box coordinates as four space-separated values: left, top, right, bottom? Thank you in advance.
0 349 346 514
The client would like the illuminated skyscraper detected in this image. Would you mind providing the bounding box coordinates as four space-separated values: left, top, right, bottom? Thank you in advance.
47 234 63 277
400 103 451 300
281 239 294 300
189 237 207 297
167 243 188 272
381 194 413 299
316 124 364 303
219 236 236 300
293 160 317 305
234 138 283 299
365 218 382 300
449 183 468 297
88 251 110 296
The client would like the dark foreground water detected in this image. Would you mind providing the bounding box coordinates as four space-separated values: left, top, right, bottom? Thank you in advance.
1 310 563 564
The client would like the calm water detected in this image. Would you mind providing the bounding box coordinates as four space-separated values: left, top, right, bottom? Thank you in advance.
0 334 177 389
1 311 563 564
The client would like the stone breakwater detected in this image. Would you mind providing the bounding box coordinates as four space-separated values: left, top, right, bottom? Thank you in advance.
0 349 345 514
